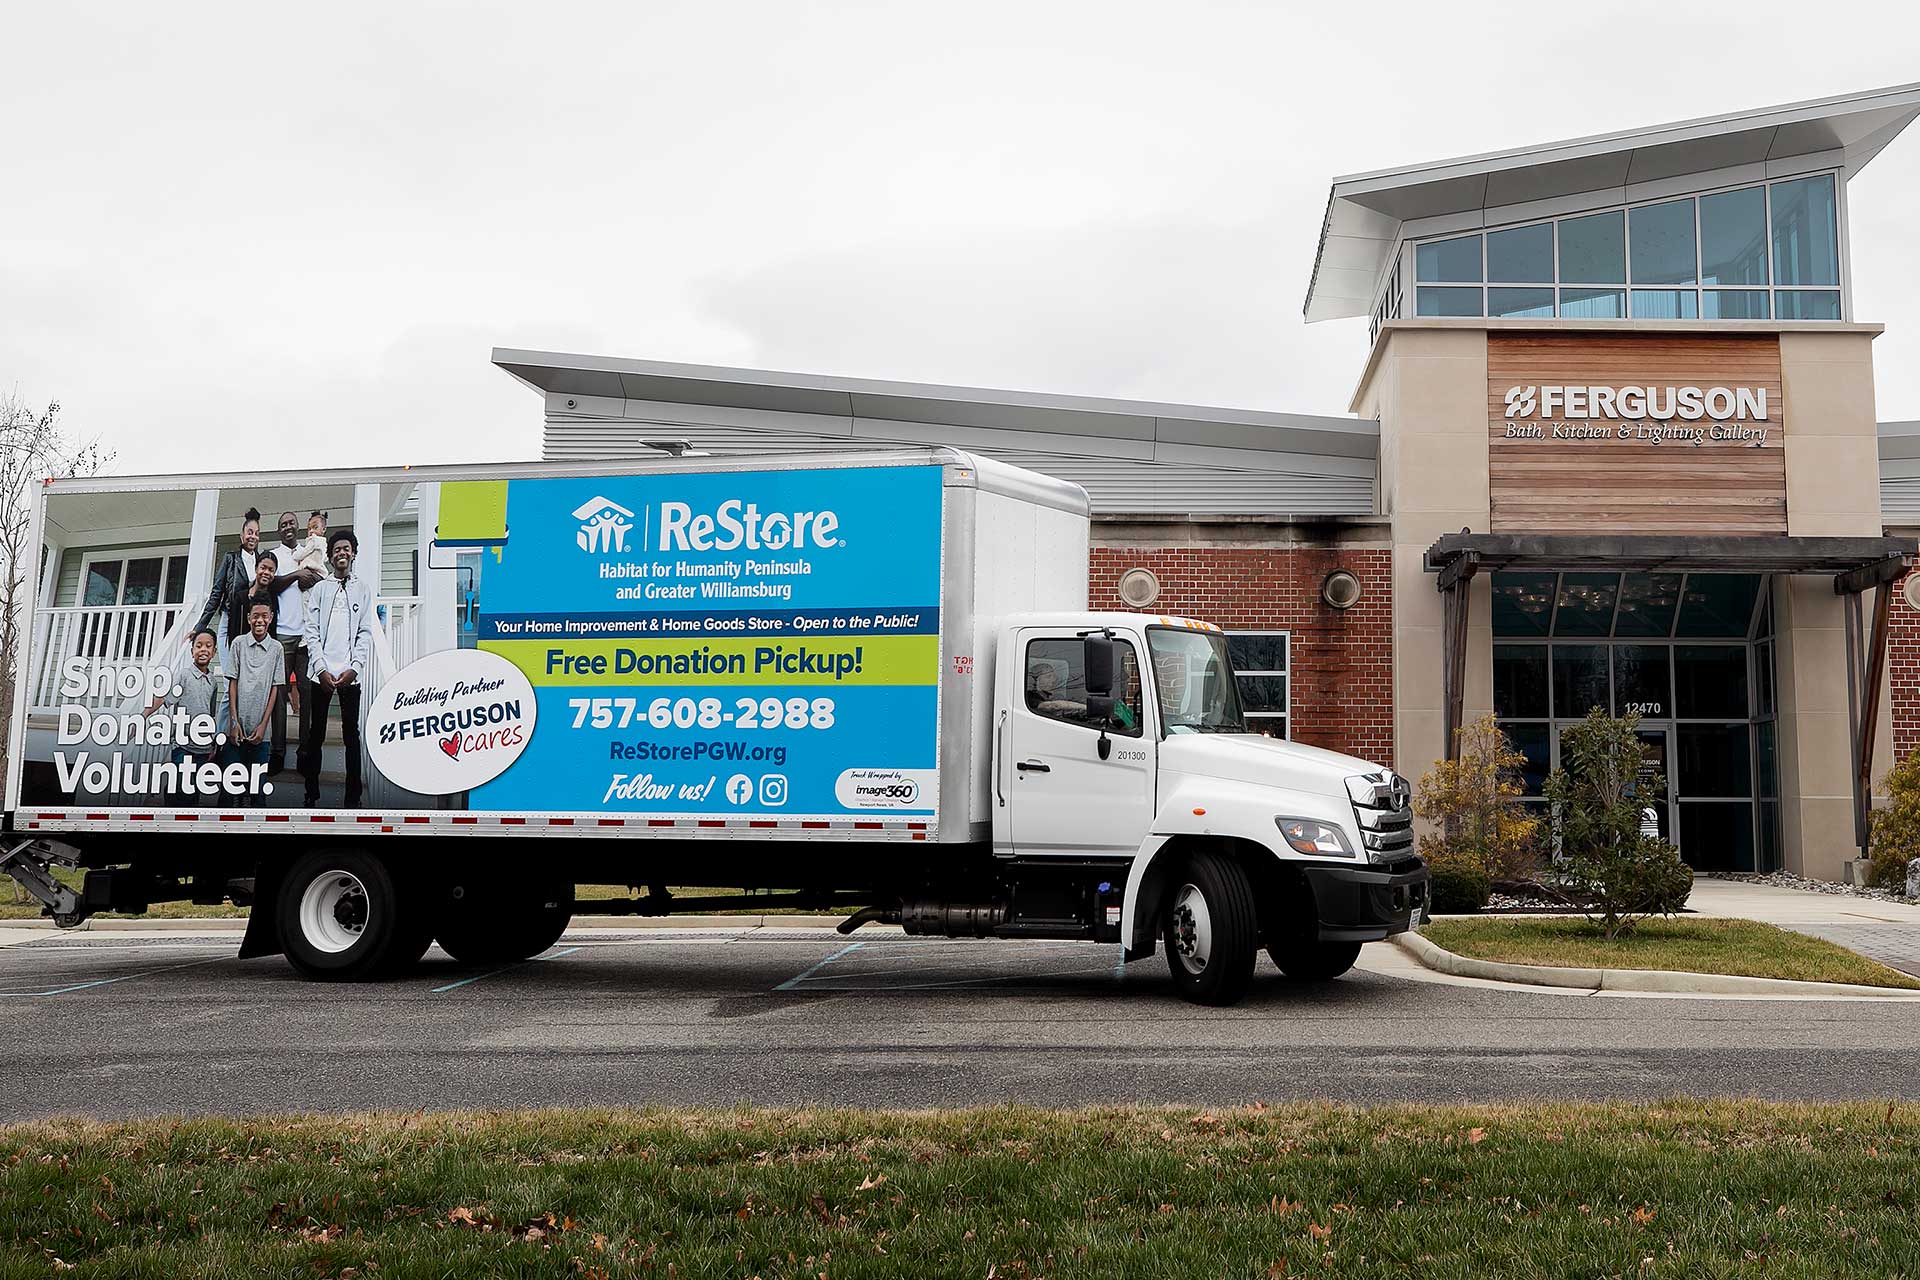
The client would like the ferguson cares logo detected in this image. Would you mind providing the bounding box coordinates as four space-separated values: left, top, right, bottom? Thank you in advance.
366 649 538 795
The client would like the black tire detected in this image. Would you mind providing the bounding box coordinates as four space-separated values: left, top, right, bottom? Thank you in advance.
277 848 408 981
434 880 574 966
381 864 437 975
1268 939 1362 982
1160 850 1259 1006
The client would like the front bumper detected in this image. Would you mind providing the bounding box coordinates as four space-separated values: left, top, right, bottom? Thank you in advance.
1301 858 1429 942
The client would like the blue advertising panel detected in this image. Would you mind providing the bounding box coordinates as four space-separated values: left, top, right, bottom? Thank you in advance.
466 464 944 817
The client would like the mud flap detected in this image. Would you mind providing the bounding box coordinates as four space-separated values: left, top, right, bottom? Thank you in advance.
237 861 285 959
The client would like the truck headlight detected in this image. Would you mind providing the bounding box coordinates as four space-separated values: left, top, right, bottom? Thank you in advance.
1275 816 1354 856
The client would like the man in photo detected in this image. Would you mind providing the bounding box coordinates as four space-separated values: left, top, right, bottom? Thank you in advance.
302 529 373 809
225 602 285 808
270 510 325 776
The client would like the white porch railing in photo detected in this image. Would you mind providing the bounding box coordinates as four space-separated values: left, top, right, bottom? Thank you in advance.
28 603 190 716
374 595 423 673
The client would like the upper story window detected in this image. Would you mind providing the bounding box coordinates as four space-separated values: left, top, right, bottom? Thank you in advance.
1410 173 1842 323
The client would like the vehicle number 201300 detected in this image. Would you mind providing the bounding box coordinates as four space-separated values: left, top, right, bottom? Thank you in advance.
566 696 836 731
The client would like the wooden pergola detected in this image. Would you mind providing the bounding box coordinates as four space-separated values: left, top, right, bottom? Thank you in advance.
1424 532 1918 848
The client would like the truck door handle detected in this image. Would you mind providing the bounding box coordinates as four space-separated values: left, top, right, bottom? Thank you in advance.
1016 760 1050 773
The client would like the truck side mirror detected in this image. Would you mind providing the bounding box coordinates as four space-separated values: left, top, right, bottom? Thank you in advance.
1084 633 1116 698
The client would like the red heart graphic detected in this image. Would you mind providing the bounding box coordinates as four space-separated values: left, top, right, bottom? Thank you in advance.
439 733 462 759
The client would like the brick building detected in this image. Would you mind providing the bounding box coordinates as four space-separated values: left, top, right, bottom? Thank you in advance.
501 82 1920 883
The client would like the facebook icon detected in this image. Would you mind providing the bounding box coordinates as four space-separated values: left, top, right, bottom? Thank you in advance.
725 774 754 805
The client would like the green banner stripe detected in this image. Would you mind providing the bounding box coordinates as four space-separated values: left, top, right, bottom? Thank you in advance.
482 636 939 687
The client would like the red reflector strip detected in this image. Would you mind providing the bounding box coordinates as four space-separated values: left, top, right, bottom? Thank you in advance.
647 819 675 827
86 813 108 821
801 821 830 829
403 816 429 824
911 832 926 841
173 814 199 822
218 814 243 822
36 813 64 820
452 816 477 825
854 822 881 830
697 820 725 828
130 813 154 821
309 814 335 823
548 818 574 826
356 816 382 824
499 817 525 825
265 815 289 823
908 823 927 831
749 821 776 829
597 819 624 827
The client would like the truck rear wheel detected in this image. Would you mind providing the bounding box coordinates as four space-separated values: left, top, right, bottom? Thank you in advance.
277 849 409 981
1160 850 1258 1006
1268 939 1362 982
434 881 573 966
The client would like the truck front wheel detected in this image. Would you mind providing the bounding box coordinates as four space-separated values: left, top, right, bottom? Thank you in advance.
1160 850 1258 1006
277 849 410 981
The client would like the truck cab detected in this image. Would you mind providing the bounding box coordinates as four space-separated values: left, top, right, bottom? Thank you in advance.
989 612 1427 1004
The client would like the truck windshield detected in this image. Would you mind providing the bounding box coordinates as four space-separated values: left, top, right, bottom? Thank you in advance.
1146 628 1247 735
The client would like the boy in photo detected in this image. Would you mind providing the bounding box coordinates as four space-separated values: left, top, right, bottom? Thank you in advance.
226 601 286 807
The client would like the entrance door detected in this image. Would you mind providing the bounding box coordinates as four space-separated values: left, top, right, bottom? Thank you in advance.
1005 630 1155 857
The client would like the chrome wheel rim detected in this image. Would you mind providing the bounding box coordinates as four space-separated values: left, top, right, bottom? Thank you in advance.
299 870 369 954
1169 882 1212 975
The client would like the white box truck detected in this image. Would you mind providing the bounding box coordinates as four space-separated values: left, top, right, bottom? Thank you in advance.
2 449 1426 1005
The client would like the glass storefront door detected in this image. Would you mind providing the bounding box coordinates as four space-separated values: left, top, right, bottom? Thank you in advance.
1492 571 1779 872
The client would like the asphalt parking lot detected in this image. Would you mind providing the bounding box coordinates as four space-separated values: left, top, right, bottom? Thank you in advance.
7 927 1920 1120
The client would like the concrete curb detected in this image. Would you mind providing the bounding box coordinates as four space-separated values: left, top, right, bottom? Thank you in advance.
1393 930 1920 998
0 912 854 932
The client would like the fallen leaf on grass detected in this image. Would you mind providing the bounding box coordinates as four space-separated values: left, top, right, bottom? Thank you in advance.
1270 1197 1301 1216
1467 1128 1487 1144
1633 1206 1657 1226
856 1174 888 1192
1307 1222 1331 1240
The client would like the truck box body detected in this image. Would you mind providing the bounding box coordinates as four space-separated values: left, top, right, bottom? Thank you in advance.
5 449 1089 844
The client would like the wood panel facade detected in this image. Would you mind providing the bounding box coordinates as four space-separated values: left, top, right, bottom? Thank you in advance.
1487 333 1785 536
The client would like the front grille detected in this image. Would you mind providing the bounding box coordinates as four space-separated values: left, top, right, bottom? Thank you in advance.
1346 770 1414 862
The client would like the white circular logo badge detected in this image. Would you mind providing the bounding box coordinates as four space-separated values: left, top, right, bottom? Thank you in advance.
366 649 536 795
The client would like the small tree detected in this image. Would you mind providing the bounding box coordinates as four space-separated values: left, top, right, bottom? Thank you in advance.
1544 709 1692 939
1866 749 1920 893
1414 714 1542 885
0 392 110 785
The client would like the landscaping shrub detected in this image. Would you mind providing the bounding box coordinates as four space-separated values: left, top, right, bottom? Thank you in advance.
1867 749 1920 893
1413 714 1542 886
1543 709 1693 939
1426 854 1492 913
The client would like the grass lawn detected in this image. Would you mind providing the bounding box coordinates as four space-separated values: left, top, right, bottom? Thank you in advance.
3 1103 1918 1277
1423 916 1920 990
0 880 836 922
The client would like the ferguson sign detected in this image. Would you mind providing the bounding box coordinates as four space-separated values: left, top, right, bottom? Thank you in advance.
1501 383 1772 444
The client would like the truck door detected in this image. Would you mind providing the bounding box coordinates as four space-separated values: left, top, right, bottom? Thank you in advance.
1005 630 1155 857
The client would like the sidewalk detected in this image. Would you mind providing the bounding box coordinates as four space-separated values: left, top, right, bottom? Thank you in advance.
1686 879 1920 977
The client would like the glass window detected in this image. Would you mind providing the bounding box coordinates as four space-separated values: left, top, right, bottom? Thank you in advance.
1674 645 1749 719
1416 235 1482 283
1558 210 1624 283
1148 628 1246 735
1758 800 1779 870
1703 290 1770 319
82 561 122 607
1699 186 1769 285
1680 801 1755 871
1755 640 1775 717
1553 645 1609 719
1559 287 1625 319
1487 223 1553 282
1613 573 1682 637
164 555 190 605
1225 634 1287 674
1553 573 1618 636
1678 724 1752 796
1227 633 1288 739
1630 199 1697 285
1416 287 1482 317
1631 289 1698 319
1756 721 1777 799
121 557 163 606
1025 637 1144 736
1492 572 1557 636
1613 645 1671 718
1489 287 1554 318
1494 646 1549 718
1675 574 1760 637
1771 174 1839 286
1501 722 1550 796
1775 290 1842 320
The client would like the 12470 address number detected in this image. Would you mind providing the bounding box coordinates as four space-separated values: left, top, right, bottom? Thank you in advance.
567 696 836 731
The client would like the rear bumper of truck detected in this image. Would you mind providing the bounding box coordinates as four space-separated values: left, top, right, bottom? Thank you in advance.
1302 859 1429 943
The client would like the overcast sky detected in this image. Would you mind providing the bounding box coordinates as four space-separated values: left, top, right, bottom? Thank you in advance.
6 1 1919 475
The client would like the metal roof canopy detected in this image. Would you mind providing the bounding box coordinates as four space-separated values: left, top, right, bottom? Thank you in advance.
493 348 1378 461
1306 82 1920 322
1423 531 1917 852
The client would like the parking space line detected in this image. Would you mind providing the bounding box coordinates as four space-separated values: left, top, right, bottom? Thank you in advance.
774 940 864 991
430 946 582 994
0 955 230 997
